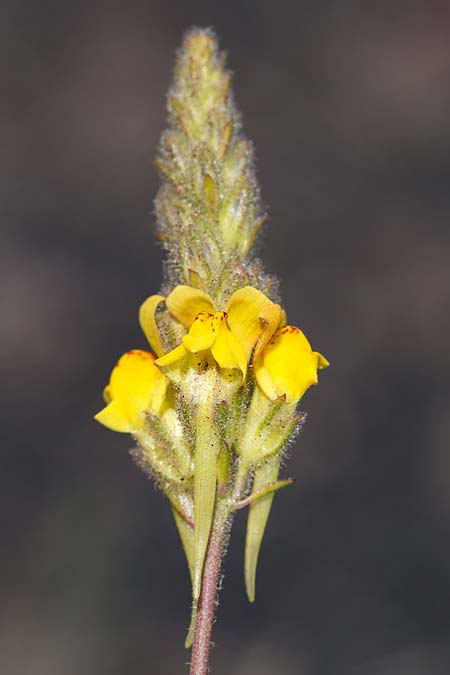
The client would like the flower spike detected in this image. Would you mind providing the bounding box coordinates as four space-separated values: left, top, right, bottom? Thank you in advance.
93 28 330 674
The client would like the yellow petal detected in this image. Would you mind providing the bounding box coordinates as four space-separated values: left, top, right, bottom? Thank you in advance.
94 399 133 433
210 312 247 377
317 352 330 370
166 285 215 328
255 326 329 404
155 343 187 367
94 350 167 433
183 312 216 352
150 367 170 412
139 294 166 357
254 302 282 361
227 286 278 362
252 362 279 401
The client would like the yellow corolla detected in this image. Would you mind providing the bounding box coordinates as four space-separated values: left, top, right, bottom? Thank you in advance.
94 350 168 433
140 285 282 377
255 326 329 404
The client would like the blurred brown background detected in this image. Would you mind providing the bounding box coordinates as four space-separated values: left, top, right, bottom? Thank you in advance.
2 1 450 674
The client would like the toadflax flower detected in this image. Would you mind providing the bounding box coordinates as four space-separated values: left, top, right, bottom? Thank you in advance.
255 325 330 404
94 28 329 675
94 350 168 432
144 284 282 377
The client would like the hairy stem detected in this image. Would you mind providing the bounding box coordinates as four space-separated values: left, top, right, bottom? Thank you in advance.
189 506 228 675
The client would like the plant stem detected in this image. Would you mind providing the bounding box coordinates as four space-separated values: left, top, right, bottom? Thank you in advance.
189 507 228 675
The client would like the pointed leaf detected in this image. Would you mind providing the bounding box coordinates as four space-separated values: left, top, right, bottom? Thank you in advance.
184 604 197 649
193 391 218 601
169 96 188 135
233 477 294 510
218 119 233 159
204 174 218 215
172 505 197 648
188 269 207 291
241 214 267 256
244 456 281 603
172 506 195 586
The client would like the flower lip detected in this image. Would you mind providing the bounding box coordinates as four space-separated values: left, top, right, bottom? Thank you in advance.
94 349 168 433
152 284 282 378
255 325 329 404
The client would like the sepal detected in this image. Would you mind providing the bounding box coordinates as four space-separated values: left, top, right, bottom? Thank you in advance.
133 433 186 485
145 409 193 479
236 385 302 464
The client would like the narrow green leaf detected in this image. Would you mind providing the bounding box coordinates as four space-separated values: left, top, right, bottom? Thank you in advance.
171 507 197 649
244 456 281 603
172 506 195 585
233 476 294 510
193 394 218 601
188 268 207 291
204 173 218 216
169 96 189 136
218 119 233 159
184 604 197 649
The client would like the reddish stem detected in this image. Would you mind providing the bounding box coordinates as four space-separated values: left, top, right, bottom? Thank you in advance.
189 512 227 675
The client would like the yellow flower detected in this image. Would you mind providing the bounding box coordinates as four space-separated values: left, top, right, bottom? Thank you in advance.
255 326 329 404
140 285 282 377
94 350 168 433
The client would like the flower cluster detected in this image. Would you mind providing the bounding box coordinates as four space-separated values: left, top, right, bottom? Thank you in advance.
95 283 328 607
96 286 328 434
96 284 328 431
